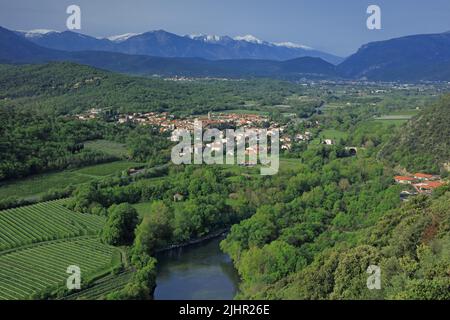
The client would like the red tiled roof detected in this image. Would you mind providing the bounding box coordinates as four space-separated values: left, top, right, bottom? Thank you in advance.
394 176 415 181
424 181 445 188
414 181 445 189
414 173 433 179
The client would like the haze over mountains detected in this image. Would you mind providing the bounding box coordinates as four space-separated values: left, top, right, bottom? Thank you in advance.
2 26 450 81
15 29 343 64
338 32 450 81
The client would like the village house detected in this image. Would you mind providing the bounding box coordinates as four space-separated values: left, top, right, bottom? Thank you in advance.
413 181 445 194
394 172 446 195
173 193 184 202
295 132 312 142
394 176 415 184
414 173 435 181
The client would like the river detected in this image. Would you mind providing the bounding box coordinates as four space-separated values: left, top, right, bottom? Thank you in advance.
154 236 240 300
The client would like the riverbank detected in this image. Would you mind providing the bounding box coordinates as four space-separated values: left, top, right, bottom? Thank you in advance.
155 228 229 254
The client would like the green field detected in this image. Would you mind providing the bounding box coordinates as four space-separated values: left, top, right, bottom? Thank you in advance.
0 161 143 200
0 171 93 200
280 158 303 171
74 161 143 176
132 201 154 218
0 199 121 300
374 115 413 120
384 109 420 116
0 237 117 300
373 119 409 126
63 271 133 300
84 140 129 158
319 129 348 140
220 109 269 115
0 200 105 251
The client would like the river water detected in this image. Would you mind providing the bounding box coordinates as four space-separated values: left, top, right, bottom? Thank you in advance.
154 236 240 300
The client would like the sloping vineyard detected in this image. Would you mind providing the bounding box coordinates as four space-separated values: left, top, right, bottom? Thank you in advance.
0 199 105 251
62 270 134 300
0 237 117 300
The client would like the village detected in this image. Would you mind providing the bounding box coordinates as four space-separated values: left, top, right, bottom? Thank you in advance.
75 108 448 198
395 173 447 200
76 108 277 131
74 108 309 151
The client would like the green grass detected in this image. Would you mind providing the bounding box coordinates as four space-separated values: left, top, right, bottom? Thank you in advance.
0 161 143 200
63 270 134 300
0 199 105 252
74 161 143 176
0 171 94 200
220 109 269 115
280 158 303 171
374 115 413 120
0 237 117 300
323 103 346 109
84 140 129 158
373 119 408 126
373 110 417 126
282 113 297 118
0 198 120 300
132 201 154 218
385 109 420 116
319 129 348 140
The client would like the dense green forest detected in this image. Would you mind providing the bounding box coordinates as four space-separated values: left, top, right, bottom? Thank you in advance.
0 109 171 181
64 142 449 299
380 95 450 174
220 153 450 299
0 63 301 115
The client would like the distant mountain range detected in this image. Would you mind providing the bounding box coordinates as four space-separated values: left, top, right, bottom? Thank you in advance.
338 32 450 81
0 26 337 79
2 26 450 81
15 29 343 64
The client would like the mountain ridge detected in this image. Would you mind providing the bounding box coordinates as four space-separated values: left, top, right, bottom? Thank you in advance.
16 28 343 64
379 94 450 173
338 32 450 81
4 26 450 81
0 26 338 79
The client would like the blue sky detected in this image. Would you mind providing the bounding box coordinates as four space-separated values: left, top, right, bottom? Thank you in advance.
1 0 450 56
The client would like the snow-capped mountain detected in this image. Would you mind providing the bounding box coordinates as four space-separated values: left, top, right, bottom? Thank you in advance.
15 29 114 52
19 29 60 38
107 33 141 42
16 28 343 64
273 42 313 50
233 34 264 44
186 34 229 43
189 33 312 49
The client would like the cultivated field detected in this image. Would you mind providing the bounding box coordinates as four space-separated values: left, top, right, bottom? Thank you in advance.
0 200 105 251
319 129 349 141
0 160 143 200
0 237 117 300
63 270 133 300
84 140 129 158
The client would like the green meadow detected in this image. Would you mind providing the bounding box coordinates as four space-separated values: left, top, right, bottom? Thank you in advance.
0 161 143 200
84 139 129 158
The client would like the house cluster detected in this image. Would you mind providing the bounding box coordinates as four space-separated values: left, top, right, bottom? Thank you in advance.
117 112 178 132
164 111 283 136
295 132 313 142
75 108 102 121
201 112 271 129
277 132 313 150
75 109 300 150
394 173 446 195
